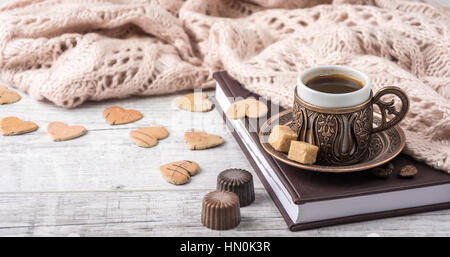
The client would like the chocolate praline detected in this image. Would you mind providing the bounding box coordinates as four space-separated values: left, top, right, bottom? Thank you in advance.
217 168 255 207
201 190 241 230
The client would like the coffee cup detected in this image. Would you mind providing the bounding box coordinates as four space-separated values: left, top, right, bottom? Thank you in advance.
292 65 409 166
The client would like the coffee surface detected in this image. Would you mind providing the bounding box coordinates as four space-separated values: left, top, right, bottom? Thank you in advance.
305 74 363 94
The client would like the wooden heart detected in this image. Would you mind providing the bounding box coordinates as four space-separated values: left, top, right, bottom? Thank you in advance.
0 116 38 136
103 106 142 125
0 86 21 105
47 122 87 141
184 129 224 150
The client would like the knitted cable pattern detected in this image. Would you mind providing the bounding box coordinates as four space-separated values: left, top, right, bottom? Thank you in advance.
0 0 449 172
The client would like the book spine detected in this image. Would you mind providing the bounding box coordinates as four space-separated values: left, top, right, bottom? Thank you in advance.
213 72 302 203
213 95 296 231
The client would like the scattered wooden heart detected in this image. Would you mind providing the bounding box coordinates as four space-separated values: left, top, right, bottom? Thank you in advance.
226 98 268 119
130 126 168 148
0 116 38 136
184 129 224 150
175 92 213 112
0 86 21 105
159 160 200 185
103 106 142 125
47 122 87 142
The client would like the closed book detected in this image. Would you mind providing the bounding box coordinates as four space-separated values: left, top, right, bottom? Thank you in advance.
213 71 450 231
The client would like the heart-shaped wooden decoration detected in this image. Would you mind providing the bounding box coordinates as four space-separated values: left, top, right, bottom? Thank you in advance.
184 129 224 150
103 106 143 125
0 86 21 105
47 122 87 142
0 116 38 136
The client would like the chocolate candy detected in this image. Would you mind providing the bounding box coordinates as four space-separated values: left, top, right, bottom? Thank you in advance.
371 162 394 179
398 165 418 178
201 190 241 230
217 169 255 207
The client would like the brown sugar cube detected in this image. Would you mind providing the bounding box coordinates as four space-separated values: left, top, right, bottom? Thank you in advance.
287 141 319 165
268 125 298 152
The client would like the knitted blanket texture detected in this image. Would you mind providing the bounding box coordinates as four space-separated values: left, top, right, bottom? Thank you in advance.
0 0 449 172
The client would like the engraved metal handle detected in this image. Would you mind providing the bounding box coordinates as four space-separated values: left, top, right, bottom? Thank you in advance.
372 86 409 133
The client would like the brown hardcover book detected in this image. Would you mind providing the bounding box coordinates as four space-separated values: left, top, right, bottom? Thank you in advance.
213 71 450 231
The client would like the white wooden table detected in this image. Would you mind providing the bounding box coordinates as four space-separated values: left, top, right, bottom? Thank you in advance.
1 82 449 236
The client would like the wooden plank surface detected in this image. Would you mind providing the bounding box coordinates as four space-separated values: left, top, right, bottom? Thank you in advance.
0 190 449 237
1 0 449 236
0 88 256 192
0 82 449 236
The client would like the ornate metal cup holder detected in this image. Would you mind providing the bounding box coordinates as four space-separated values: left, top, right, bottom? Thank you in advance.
259 110 406 173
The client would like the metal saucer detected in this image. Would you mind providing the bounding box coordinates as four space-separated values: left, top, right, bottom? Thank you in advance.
259 110 406 173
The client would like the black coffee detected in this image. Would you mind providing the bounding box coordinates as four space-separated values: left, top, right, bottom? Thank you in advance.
305 74 363 94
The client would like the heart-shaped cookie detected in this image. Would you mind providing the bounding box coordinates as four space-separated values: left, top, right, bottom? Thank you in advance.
226 99 248 119
245 99 268 118
0 116 38 136
175 92 213 112
47 122 87 142
184 129 224 150
130 126 169 148
0 86 21 105
160 160 200 185
136 126 169 140
226 98 268 119
103 106 142 125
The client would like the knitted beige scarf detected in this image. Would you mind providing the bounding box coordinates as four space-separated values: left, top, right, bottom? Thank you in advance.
0 0 449 173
